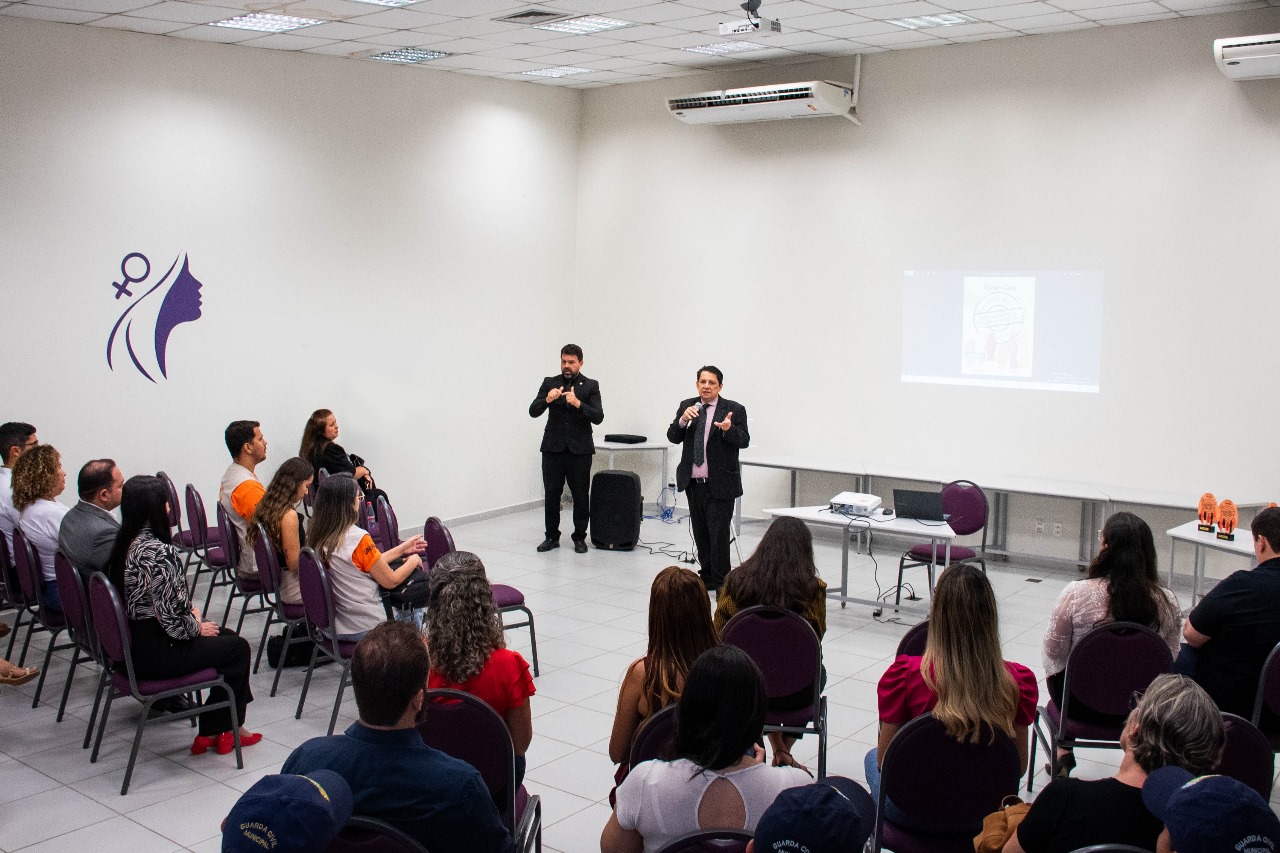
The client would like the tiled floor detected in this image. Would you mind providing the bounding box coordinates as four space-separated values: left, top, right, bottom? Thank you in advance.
1 508 1275 853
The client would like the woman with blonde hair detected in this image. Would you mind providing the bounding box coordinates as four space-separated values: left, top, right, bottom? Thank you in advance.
866 563 1037 831
12 444 69 612
609 566 718 767
248 456 313 605
426 551 535 784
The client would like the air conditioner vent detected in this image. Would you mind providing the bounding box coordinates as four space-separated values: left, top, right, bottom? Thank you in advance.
494 8 569 24
668 85 815 111
666 74 861 125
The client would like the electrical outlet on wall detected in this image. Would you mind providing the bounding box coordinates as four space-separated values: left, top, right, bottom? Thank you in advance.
1053 522 1063 537
1035 519 1045 535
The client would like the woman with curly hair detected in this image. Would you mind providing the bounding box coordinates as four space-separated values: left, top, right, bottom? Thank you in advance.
13 444 70 612
609 566 717 766
248 457 313 605
426 551 535 784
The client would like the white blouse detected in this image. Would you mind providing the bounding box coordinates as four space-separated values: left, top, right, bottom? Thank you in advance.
1042 577 1182 676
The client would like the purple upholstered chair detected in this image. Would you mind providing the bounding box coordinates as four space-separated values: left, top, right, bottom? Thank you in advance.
1028 622 1172 792
326 816 429 853
156 471 195 567
215 503 271 634
374 497 401 552
424 517 540 676
721 605 828 778
1216 712 1275 799
1 536 32 661
185 483 229 606
656 830 752 853
895 620 929 658
1252 641 1280 749
252 524 311 696
872 713 1020 853
86 572 242 794
419 689 542 853
295 547 356 735
53 553 104 735
629 704 678 770
896 480 988 606
11 529 71 708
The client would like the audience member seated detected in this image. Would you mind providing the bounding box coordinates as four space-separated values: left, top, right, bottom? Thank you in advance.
106 474 260 755
1005 674 1224 853
248 456 312 606
1178 506 1280 728
713 516 826 771
298 409 381 499
13 444 70 612
425 551 535 785
609 566 718 774
1041 511 1182 774
307 474 424 642
58 458 124 576
748 776 876 853
601 645 811 853
1142 765 1280 853
219 420 268 579
221 770 353 853
281 621 512 853
0 421 38 554
865 563 1037 832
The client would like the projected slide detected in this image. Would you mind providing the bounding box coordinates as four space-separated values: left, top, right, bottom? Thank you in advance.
902 270 1102 393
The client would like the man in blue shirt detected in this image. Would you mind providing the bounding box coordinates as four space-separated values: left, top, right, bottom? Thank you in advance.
282 621 512 853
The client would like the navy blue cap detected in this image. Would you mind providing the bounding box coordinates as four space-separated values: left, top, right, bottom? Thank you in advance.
1142 767 1280 853
754 776 876 853
223 770 354 853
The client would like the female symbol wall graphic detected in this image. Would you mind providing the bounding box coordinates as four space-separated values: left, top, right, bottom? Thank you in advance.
106 252 204 382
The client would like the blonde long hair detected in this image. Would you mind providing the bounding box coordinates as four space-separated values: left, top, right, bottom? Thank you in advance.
920 563 1019 742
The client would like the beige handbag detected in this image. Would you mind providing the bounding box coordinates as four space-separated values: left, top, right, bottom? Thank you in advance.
974 795 1031 853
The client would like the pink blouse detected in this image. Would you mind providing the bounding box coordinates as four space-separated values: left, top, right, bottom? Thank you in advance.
877 655 1039 726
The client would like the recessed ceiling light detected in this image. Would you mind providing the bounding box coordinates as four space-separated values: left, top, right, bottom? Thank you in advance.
681 40 765 56
523 66 591 77
533 15 632 34
886 13 977 28
369 47 448 63
210 12 325 31
348 0 417 6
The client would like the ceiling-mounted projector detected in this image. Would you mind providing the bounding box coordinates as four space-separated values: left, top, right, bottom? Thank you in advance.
719 18 782 35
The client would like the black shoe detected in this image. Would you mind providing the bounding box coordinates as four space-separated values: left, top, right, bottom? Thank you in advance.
149 696 195 718
536 539 560 552
573 540 588 554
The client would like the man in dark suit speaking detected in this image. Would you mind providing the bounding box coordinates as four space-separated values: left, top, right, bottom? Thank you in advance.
667 366 750 592
529 344 604 554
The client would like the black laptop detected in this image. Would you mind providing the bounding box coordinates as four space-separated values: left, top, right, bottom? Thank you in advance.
893 489 948 522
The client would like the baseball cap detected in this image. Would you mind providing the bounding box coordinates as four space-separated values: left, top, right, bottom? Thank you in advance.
1142 766 1280 853
223 770 355 853
754 776 876 853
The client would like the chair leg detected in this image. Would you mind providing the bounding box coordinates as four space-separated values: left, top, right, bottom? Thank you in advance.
18 618 38 667
224 683 244 770
91 691 115 762
270 621 298 698
83 668 108 749
296 642 322 719
254 610 276 675
817 696 828 780
56 644 82 721
522 607 540 677
328 664 350 736
32 628 62 709
121 703 150 795
894 556 909 606
221 586 239 629
5 609 26 659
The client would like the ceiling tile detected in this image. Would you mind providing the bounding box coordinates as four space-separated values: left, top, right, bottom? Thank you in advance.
1095 9 1176 20
582 39 662 53
347 6 446 26
126 1 247 22
609 3 704 23
355 27 439 42
855 26 946 42
169 20 261 38
945 26 1017 38
455 53 543 69
850 1 952 18
1158 0 1252 10
2 3 102 19
783 8 864 26
87 12 189 28
301 19 391 37
1172 0 1262 13
926 19 1006 32
999 9 1086 26
756 27 838 43
812 18 899 35
407 0 520 14
571 53 652 67
550 0 648 11
605 21 686 38
527 32 621 48
1016 17 1095 29
639 31 724 46
471 40 562 56
970 1 1062 19
303 37 375 52
240 31 337 46
1076 0 1166 17
25 0 153 13
410 16 514 35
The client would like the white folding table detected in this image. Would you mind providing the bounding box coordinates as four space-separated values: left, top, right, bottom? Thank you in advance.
1165 519 1257 603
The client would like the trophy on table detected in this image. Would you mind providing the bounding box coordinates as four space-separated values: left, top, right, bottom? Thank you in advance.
1216 499 1238 542
1197 493 1217 533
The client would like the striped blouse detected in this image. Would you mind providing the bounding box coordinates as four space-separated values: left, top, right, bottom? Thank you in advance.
124 527 201 641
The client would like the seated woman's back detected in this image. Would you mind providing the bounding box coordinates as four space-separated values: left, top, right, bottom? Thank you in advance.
713 516 826 638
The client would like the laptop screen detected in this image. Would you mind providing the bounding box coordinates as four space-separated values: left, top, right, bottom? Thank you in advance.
893 489 947 522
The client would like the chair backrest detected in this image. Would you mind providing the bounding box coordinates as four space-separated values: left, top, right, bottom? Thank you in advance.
1253 641 1280 727
1217 712 1275 799
0 536 16 605
11 528 42 605
252 523 283 597
297 548 335 632
940 480 988 538
629 704 678 769
1067 846 1152 853
156 471 183 532
217 502 241 569
185 484 210 550
375 498 401 551
721 606 822 701
419 688 518 833
1060 622 1172 722
422 517 455 572
896 620 929 658
54 552 93 647
326 816 429 853
87 572 133 676
877 713 1019 839
656 829 753 853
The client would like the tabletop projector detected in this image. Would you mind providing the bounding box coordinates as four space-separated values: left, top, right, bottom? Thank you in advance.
829 492 882 516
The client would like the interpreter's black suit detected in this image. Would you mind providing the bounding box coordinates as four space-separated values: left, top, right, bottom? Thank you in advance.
667 396 750 589
529 373 604 542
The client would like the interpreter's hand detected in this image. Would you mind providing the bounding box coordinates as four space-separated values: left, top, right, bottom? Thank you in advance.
199 621 221 637
714 410 734 432
565 387 580 408
682 405 701 423
545 387 563 404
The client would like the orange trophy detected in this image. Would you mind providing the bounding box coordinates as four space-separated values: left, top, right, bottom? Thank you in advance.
1216 499 1238 542
1197 493 1217 533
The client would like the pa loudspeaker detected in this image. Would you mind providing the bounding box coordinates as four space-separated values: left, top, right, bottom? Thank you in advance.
590 470 642 551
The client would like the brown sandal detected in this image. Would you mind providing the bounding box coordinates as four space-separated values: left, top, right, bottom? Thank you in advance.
0 666 40 686
771 749 813 777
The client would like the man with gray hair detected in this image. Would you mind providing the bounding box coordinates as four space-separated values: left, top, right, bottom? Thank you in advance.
1003 674 1225 853
58 459 124 576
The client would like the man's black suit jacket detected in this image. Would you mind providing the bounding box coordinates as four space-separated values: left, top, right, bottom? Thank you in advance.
529 373 604 455
666 396 750 499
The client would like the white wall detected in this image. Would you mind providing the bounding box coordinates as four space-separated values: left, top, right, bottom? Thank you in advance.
0 16 582 526
574 8 1280 532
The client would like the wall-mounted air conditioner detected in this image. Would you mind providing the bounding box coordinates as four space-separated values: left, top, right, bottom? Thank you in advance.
667 62 861 126
1214 33 1280 80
